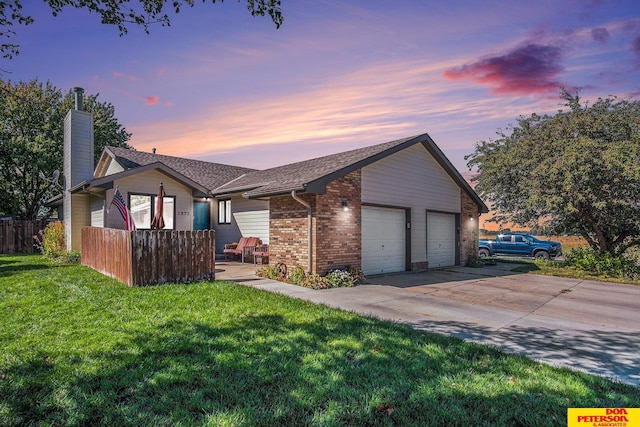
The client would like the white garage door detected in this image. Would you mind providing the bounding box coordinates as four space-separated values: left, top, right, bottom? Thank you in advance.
362 206 406 275
427 212 456 268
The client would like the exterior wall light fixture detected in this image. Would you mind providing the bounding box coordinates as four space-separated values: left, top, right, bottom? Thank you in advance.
342 201 349 212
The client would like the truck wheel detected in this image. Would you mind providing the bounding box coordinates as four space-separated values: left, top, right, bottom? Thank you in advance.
478 248 490 258
534 251 550 261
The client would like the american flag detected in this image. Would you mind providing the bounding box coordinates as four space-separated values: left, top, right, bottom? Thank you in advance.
111 188 136 231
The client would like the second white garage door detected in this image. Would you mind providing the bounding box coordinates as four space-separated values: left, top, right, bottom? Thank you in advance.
362 206 406 275
427 211 456 268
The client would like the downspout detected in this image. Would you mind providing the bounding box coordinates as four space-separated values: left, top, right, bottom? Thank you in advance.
291 190 312 274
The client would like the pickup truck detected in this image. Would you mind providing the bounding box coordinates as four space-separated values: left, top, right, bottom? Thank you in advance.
478 233 562 260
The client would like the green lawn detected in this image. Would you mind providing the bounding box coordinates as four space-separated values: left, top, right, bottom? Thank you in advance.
503 259 640 286
1 255 638 426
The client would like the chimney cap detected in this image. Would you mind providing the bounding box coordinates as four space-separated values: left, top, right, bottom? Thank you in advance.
73 87 84 111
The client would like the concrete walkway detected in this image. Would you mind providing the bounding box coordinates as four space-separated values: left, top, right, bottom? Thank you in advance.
215 262 640 387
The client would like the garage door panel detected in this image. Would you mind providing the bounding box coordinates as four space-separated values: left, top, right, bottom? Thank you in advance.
362 207 406 275
427 212 456 268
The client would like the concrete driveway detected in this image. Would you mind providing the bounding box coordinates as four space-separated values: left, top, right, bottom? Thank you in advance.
217 262 640 386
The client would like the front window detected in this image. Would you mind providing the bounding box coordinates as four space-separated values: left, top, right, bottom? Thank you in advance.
129 193 176 229
218 199 231 224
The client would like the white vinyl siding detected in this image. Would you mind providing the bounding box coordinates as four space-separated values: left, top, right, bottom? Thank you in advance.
362 206 406 275
362 144 460 266
90 196 104 227
214 196 269 253
234 210 269 244
105 159 125 176
427 212 456 268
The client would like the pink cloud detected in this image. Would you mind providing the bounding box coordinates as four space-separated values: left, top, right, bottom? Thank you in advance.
145 96 159 105
165 101 175 107
443 44 563 95
112 71 139 81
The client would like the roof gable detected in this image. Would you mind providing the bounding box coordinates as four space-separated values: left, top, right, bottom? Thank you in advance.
211 133 487 212
104 147 256 190
84 162 210 198
213 135 419 197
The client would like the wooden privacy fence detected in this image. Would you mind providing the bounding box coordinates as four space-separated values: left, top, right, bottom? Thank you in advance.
82 227 215 286
1 220 54 254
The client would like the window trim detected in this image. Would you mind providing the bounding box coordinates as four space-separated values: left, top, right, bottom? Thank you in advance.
218 199 232 224
128 192 177 230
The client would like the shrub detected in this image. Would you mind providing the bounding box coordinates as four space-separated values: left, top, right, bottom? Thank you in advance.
288 265 307 285
257 264 366 289
300 274 331 290
324 267 366 288
33 222 82 264
66 250 81 264
34 222 67 263
565 248 640 280
255 265 281 280
346 267 366 285
325 270 351 287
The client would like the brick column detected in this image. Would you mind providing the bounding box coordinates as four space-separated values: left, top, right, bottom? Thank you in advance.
460 190 479 265
315 171 361 275
269 193 315 271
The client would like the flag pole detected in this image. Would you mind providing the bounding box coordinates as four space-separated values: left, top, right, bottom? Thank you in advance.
106 184 119 214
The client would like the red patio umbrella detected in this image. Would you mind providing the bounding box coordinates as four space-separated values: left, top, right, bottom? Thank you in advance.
150 182 166 229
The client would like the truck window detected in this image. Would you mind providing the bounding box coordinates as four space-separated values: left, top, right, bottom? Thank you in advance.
500 236 511 242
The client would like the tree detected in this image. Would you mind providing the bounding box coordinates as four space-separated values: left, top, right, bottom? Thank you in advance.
0 79 132 219
1 0 283 59
466 89 640 256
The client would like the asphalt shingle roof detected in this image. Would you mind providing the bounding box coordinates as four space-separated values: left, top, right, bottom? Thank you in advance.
214 135 420 197
106 147 255 190
103 134 487 212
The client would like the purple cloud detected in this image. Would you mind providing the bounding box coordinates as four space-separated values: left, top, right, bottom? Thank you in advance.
443 44 563 95
591 27 610 43
633 36 640 58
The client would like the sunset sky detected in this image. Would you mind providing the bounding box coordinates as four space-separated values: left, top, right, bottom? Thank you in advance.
3 0 640 173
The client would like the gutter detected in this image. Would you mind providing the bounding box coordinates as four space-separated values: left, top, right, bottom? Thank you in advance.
291 190 312 274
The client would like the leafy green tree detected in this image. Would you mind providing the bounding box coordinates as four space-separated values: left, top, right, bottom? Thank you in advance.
1 0 283 59
466 89 640 256
0 79 132 219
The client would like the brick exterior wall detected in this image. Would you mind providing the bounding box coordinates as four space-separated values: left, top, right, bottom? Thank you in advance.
269 192 315 271
268 171 362 275
269 173 481 273
314 171 361 275
460 190 479 266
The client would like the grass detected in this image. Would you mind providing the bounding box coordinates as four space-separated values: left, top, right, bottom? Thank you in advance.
1 255 639 426
479 234 640 285
511 260 640 285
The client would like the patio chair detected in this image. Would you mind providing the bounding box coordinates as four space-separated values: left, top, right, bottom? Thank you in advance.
253 244 269 265
223 237 260 263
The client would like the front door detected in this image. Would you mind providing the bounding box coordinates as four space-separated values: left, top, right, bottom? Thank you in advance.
193 201 210 230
